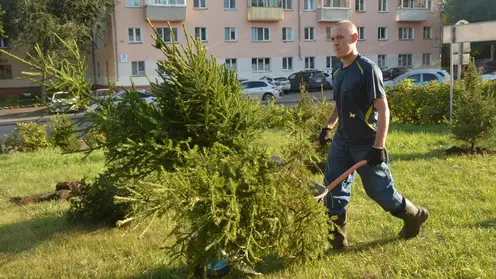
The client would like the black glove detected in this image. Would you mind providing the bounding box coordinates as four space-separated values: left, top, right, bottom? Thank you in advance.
365 147 386 166
318 128 332 145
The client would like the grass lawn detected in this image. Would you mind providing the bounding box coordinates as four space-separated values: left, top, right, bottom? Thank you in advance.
0 125 495 278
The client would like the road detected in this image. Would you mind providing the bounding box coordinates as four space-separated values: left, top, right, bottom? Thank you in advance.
0 90 333 139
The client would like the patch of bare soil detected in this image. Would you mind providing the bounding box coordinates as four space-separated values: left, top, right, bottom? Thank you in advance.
445 146 496 156
9 180 86 206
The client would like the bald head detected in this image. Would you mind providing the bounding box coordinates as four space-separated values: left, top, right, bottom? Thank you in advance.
330 20 359 59
332 20 358 36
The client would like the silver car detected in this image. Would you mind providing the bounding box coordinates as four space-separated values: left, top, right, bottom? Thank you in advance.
240 80 282 101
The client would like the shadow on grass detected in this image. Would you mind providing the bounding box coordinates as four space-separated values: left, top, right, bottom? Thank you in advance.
389 124 449 135
476 218 496 229
0 213 105 256
325 236 399 256
389 148 447 162
127 254 287 279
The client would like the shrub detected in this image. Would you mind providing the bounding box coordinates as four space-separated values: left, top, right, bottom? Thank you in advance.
2 122 51 152
387 79 463 125
48 114 80 152
82 128 106 149
449 60 496 151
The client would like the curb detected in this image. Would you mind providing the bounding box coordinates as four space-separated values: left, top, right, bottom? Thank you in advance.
0 104 41 110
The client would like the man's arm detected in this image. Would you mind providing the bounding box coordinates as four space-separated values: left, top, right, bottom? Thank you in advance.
373 97 389 149
325 104 339 129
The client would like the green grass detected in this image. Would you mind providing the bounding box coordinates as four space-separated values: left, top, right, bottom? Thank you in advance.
1 126 496 278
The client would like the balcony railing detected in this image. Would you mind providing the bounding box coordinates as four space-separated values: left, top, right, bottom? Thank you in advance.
396 0 428 21
145 0 187 22
317 0 351 22
247 0 284 21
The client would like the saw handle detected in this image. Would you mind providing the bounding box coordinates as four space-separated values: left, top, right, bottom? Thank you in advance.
326 160 368 193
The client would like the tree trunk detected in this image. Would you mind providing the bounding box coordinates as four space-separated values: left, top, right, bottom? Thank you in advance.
491 43 495 61
41 72 47 102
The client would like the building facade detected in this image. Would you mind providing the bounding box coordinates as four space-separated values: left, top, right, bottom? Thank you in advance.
0 0 442 95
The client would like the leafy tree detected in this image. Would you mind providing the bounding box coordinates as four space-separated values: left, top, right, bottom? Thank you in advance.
0 6 5 36
1 0 113 100
449 59 496 151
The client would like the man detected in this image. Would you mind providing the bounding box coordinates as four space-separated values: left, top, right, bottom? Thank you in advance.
318 21 428 249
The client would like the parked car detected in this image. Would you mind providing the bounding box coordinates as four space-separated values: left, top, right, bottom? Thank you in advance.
482 71 496 81
382 67 413 81
260 76 290 93
240 80 281 101
384 69 451 87
91 89 115 101
323 72 333 89
49 91 79 113
478 60 496 74
86 90 156 113
288 70 330 91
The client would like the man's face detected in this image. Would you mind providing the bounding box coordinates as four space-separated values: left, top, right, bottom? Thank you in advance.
331 25 356 59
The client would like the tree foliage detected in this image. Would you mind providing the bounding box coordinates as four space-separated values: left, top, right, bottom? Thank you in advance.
449 59 496 150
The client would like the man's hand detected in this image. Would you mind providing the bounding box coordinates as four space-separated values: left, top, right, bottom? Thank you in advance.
365 147 386 166
318 128 332 145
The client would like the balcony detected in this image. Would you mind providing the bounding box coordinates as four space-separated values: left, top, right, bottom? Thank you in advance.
316 0 351 22
396 0 429 21
145 0 187 22
247 0 283 21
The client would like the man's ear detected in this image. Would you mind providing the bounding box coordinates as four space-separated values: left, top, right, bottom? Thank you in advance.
351 33 358 43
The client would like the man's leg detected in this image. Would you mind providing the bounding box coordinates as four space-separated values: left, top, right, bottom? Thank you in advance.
323 138 355 248
351 147 428 239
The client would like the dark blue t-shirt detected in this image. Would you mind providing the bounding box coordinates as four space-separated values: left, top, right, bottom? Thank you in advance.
333 54 386 145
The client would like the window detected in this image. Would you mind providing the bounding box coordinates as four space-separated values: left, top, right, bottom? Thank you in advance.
423 73 437 82
126 0 140 7
128 28 142 43
283 0 292 9
283 57 293 70
132 61 145 77
0 37 8 48
304 0 315 11
195 27 208 42
305 57 315 69
427 0 432 11
194 0 207 8
105 61 109 76
406 74 421 82
356 0 365 11
282 27 294 42
422 53 431 65
157 27 178 43
423 27 432 39
398 54 413 67
154 0 186 4
378 55 386 68
225 58 237 71
323 0 348 8
304 27 315 41
97 62 101 77
400 0 414 8
378 0 387 12
252 58 271 72
0 65 12 80
224 0 235 9
326 27 332 40
251 27 270 42
326 56 332 69
399 27 414 40
358 27 365 40
378 27 388 40
250 0 281 7
224 27 237 41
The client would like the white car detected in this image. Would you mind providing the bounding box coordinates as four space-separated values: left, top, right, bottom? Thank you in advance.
86 90 156 113
482 72 496 81
384 69 451 87
260 76 290 93
49 91 79 113
240 80 282 101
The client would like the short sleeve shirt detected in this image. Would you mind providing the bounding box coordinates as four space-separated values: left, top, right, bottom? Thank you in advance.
333 54 386 145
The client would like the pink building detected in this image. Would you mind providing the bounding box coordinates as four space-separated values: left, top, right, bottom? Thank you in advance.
0 0 442 94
